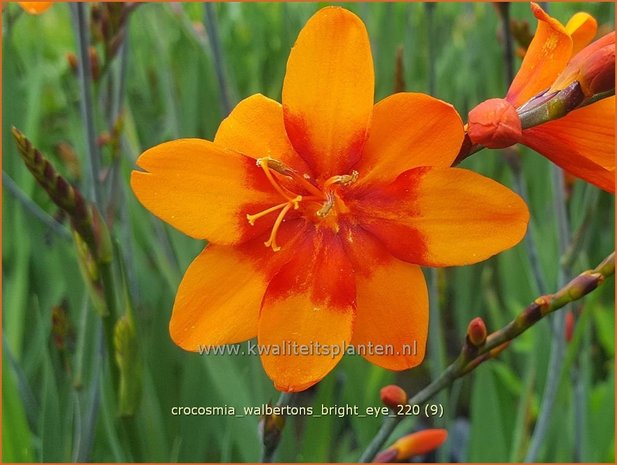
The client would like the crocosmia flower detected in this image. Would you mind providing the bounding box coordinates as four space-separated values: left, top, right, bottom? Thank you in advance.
18 2 53 15
131 7 529 392
469 3 615 193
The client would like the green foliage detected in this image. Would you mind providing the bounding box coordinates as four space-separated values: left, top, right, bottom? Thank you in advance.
2 2 614 463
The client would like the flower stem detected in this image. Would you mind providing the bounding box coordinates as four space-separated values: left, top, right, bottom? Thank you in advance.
204 3 232 115
359 251 614 462
3 171 72 241
523 165 571 462
71 3 104 209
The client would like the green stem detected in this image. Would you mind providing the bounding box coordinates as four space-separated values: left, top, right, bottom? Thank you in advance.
204 3 232 115
524 165 571 462
3 171 72 240
71 3 104 209
505 155 548 295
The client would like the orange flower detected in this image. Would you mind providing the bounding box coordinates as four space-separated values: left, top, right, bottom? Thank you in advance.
374 429 448 462
468 3 614 193
131 7 529 392
18 2 53 15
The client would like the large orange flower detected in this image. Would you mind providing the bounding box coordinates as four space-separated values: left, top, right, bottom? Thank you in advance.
131 7 529 392
469 3 615 193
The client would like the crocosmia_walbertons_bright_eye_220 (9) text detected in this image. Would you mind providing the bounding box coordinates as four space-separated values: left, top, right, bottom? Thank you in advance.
131 7 529 392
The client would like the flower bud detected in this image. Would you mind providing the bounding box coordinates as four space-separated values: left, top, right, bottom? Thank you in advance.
564 310 575 343
380 385 408 410
374 429 448 462
467 317 488 347
66 53 78 75
259 410 285 458
467 98 522 149
114 314 142 416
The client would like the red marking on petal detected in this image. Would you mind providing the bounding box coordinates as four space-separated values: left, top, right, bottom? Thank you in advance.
264 226 356 310
284 110 366 179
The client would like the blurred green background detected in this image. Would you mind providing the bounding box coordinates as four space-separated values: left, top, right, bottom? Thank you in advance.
2 2 615 462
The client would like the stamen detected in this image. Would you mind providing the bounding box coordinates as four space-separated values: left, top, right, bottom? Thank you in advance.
316 193 335 218
246 202 291 226
258 158 299 202
288 171 326 199
324 170 359 188
264 202 293 252
257 157 325 199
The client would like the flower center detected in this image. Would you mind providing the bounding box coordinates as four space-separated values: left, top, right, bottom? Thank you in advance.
246 157 357 251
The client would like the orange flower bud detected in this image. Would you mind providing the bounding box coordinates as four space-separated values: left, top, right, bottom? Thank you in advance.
467 317 488 347
467 98 522 149
551 32 615 97
18 2 52 15
374 429 448 462
380 385 408 410
66 53 78 74
89 47 101 82
564 310 575 342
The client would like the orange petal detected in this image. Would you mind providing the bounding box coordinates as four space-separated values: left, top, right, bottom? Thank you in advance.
170 245 262 349
214 93 311 175
282 7 374 178
521 96 615 193
506 3 572 107
353 93 464 189
395 429 448 460
341 225 427 370
258 228 355 392
550 32 615 97
566 12 598 56
131 139 280 244
18 2 52 14
170 222 306 350
350 167 529 266
467 98 522 149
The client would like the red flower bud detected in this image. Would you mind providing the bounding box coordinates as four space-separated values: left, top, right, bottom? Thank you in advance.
467 317 488 347
380 385 408 410
467 98 522 149
564 310 575 343
374 429 448 462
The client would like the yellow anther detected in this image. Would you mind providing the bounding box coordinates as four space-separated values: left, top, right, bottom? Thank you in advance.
324 170 359 189
257 158 299 202
316 194 334 218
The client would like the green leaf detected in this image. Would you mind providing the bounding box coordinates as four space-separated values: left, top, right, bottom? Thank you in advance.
468 367 509 461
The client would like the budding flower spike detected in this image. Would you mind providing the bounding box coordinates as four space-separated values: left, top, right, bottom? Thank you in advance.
131 6 529 392
373 429 448 462
467 2 615 193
